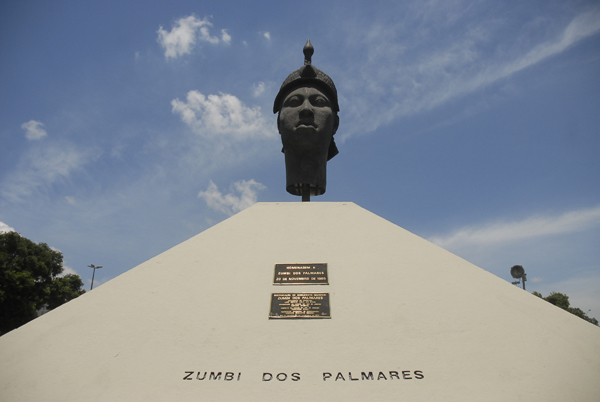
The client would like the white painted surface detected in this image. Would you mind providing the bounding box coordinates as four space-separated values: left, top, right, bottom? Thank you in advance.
1 202 599 401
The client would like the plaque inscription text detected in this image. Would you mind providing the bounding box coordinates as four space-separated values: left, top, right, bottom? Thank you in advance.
269 293 331 319
273 263 328 285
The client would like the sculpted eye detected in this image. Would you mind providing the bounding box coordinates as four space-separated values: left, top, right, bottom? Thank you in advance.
285 96 302 107
312 96 329 107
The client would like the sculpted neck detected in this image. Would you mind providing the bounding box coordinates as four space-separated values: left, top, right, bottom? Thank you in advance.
284 149 328 197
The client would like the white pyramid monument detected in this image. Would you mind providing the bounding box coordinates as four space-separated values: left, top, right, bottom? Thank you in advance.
1 202 599 401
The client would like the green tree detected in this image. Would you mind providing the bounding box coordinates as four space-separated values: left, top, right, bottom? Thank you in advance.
532 291 598 326
0 231 85 335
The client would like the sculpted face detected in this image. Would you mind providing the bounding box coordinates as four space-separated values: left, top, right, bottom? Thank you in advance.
278 85 339 153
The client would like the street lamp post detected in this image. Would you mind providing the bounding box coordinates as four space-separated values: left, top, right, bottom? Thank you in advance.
88 264 103 290
510 265 527 290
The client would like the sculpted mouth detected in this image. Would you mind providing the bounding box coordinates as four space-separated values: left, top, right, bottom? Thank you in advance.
296 122 316 128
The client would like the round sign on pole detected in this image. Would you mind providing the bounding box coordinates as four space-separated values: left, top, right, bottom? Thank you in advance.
510 265 525 279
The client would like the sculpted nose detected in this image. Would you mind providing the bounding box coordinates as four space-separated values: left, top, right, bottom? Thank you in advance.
299 100 314 119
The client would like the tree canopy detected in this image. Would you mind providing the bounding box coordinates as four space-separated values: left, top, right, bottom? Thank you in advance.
532 291 598 326
0 231 85 335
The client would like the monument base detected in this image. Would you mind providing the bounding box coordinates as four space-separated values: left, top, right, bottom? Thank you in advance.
1 202 599 401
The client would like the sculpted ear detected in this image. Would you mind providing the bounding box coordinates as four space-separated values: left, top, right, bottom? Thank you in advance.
332 114 339 135
277 113 282 134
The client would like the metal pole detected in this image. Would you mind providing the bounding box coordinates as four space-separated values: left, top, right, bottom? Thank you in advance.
88 264 103 290
301 183 310 202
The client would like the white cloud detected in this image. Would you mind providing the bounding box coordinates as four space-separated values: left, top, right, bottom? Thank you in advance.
157 15 224 59
197 24 220 45
436 8 600 112
1 143 95 203
87 278 104 290
253 81 266 97
110 143 124 158
0 221 15 233
339 7 600 139
263 32 271 41
221 29 231 44
65 196 77 205
60 264 78 277
429 205 600 250
198 179 266 216
21 120 47 141
171 90 276 140
51 247 79 276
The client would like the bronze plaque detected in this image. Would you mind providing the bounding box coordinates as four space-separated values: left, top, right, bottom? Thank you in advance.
269 293 331 319
273 263 328 285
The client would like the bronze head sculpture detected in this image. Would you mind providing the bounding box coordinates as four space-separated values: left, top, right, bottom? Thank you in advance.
273 40 339 201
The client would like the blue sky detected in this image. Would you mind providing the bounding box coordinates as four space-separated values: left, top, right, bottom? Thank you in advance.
1 1 599 316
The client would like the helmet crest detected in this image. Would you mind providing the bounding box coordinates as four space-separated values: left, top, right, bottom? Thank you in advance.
273 40 339 114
